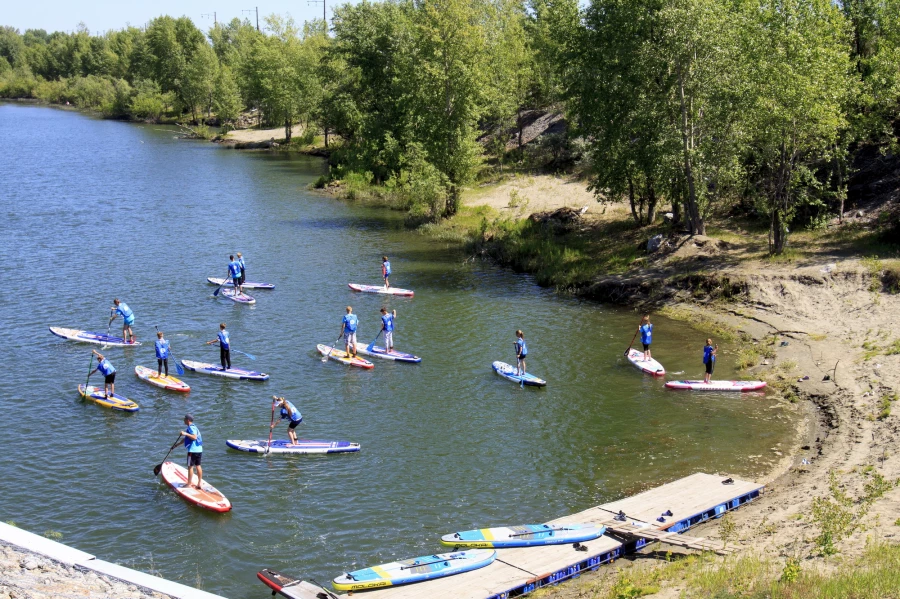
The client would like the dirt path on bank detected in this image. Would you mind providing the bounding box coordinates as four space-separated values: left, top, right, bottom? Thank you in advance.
463 174 900 596
224 126 286 143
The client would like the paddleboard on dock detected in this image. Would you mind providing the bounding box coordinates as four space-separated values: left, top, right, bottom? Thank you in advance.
354 343 421 363
180 359 269 381
257 570 330 599
332 549 496 591
316 344 374 369
665 380 767 392
134 366 190 392
207 277 274 290
78 385 139 412
441 523 606 548
625 348 666 376
348 283 414 297
492 361 547 387
50 327 140 347
226 439 361 454
159 461 232 513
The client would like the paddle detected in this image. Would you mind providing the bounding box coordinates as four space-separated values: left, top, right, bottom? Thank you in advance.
83 352 94 395
366 330 383 352
155 325 185 376
322 336 342 363
265 397 277 455
102 309 114 348
624 327 639 357
213 271 231 297
232 348 256 360
153 435 183 476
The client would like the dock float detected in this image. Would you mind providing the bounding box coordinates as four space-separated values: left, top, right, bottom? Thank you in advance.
262 472 761 599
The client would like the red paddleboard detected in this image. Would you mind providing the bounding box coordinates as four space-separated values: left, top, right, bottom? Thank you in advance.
159 461 231 513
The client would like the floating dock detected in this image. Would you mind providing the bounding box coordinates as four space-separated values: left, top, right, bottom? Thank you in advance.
266 472 761 599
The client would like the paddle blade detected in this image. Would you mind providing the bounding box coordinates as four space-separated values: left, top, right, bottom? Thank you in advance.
153 463 163 476
213 286 222 297
174 360 185 376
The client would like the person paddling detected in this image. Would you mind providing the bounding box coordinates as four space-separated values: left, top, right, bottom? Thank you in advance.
90 350 117 398
155 331 170 378
515 330 528 376
110 298 136 344
380 307 397 354
382 255 391 289
179 414 203 489
703 338 718 383
271 396 303 445
227 254 243 295
237 252 246 287
340 306 359 359
638 315 653 361
206 323 231 371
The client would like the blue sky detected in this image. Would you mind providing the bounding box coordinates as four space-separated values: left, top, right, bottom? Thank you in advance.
4 0 341 35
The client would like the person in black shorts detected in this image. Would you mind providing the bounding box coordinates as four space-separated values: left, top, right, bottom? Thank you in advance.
271 396 303 445
703 338 718 383
90 350 117 398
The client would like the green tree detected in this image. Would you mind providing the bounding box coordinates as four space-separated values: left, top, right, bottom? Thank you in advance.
213 65 243 128
182 42 219 122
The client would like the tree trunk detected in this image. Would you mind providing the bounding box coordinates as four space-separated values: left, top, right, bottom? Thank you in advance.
517 107 523 150
677 64 704 236
284 119 292 143
647 178 658 225
443 184 459 218
628 175 639 224
324 126 329 149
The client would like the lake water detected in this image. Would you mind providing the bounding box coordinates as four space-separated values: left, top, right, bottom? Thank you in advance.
0 103 796 598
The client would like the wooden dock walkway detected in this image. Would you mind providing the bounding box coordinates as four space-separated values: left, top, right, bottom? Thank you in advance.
268 472 761 599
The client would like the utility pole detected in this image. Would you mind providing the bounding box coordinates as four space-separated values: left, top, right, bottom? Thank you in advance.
201 12 217 25
243 7 259 32
308 0 326 29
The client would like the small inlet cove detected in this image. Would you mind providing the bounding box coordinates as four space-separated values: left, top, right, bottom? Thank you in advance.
0 104 797 597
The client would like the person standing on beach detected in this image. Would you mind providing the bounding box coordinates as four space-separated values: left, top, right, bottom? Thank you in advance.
515 330 528 376
155 331 170 378
382 255 391 289
109 298 136 344
227 255 243 295
638 315 653 361
271 396 303 445
340 306 358 359
703 338 718 383
206 323 231 370
237 252 246 287
90 350 116 398
179 414 203 489
380 307 397 353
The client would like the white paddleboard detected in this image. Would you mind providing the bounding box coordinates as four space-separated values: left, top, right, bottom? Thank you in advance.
665 380 767 391
625 348 665 376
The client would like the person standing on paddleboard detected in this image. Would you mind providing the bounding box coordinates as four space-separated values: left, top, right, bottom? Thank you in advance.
237 252 246 287
206 323 231 371
382 255 391 289
90 350 117 398
179 414 203 489
227 255 243 295
639 315 653 361
110 298 136 344
340 306 359 359
515 330 528 376
271 396 303 445
380 307 397 354
155 331 170 378
703 338 718 383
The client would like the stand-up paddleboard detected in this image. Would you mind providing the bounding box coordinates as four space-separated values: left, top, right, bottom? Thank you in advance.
492 361 547 387
665 380 767 392
207 277 275 290
354 343 421 363
226 439 361 454
220 289 256 304
441 523 606 549
625 348 666 376
181 359 269 381
134 366 190 392
348 283 414 297
332 549 496 591
158 461 231 513
50 327 141 347
258 570 331 599
316 344 374 369
78 384 139 412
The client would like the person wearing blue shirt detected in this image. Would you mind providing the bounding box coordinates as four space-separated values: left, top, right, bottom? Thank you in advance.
703 338 718 383
206 323 231 370
515 330 528 375
155 331 171 378
227 254 243 295
90 350 117 398
380 307 397 354
638 315 654 361
271 396 303 445
237 252 246 286
340 306 359 359
179 414 203 489
382 255 391 289
109 298 136 344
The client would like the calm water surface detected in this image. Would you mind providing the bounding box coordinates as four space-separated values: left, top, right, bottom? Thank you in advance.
0 104 796 597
